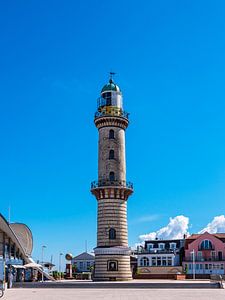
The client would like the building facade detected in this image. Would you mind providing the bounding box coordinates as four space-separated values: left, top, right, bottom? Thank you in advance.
0 213 34 283
183 232 225 277
136 239 184 278
0 214 33 265
0 214 55 283
91 75 133 281
71 252 95 273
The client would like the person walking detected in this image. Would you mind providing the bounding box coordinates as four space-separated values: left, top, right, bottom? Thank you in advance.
8 269 13 289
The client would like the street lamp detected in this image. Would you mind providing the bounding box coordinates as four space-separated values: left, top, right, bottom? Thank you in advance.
59 253 63 280
41 245 47 283
191 249 195 280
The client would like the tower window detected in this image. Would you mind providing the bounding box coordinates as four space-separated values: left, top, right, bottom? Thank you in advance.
109 149 114 159
102 92 112 106
109 228 116 240
109 129 115 139
107 260 118 271
109 172 115 181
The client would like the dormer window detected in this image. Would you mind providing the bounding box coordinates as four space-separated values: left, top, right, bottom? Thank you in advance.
158 243 165 250
147 244 154 251
170 243 176 250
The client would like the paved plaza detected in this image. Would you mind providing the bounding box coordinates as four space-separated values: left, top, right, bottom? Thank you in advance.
4 288 225 300
2 280 224 300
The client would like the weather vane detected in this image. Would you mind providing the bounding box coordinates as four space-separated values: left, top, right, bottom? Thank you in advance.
109 71 116 81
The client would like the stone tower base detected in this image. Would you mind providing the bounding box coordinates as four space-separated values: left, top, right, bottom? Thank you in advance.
93 247 132 281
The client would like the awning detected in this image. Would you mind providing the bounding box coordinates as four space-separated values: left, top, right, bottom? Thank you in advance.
24 263 42 269
12 265 26 269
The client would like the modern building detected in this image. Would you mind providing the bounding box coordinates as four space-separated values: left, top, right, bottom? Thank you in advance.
91 74 134 281
71 252 95 273
183 232 225 278
136 239 185 279
0 213 53 282
0 213 33 282
0 214 33 266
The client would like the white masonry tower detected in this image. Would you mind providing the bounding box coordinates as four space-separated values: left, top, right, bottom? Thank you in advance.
91 74 133 281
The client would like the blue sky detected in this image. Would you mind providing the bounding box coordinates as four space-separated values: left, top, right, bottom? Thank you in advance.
1 0 225 268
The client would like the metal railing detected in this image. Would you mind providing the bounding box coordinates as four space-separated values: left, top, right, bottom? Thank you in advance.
135 249 178 255
91 180 133 190
95 109 129 119
184 256 224 262
198 246 215 250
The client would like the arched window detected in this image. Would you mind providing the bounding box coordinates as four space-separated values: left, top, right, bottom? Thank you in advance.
109 228 116 240
109 129 115 139
140 257 149 267
109 149 114 159
109 172 115 181
200 240 213 250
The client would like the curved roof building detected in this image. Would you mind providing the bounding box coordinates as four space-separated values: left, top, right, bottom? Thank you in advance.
0 214 33 264
0 214 55 281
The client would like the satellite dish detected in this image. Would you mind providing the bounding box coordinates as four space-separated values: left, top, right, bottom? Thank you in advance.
65 253 73 261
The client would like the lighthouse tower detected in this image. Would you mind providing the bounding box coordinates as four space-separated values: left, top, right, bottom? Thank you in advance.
91 74 133 281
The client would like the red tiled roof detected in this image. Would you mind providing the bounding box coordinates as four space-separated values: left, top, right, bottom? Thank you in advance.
186 234 200 239
186 233 225 240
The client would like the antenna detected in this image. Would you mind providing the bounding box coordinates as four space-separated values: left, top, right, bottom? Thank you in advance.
8 206 11 223
85 240 87 252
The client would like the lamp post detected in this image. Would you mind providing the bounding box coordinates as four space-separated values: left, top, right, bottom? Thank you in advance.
191 249 195 280
41 245 46 283
59 253 63 280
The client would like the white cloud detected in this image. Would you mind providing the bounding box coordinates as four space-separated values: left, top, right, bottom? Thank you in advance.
139 215 189 241
131 242 145 251
130 214 160 225
199 215 225 234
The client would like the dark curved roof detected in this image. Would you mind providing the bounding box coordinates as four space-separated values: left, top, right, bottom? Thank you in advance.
101 79 120 93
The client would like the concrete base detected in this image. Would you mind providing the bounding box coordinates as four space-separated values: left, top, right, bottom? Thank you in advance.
93 277 132 281
94 254 132 281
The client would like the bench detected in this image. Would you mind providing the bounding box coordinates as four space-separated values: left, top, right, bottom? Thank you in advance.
210 274 224 288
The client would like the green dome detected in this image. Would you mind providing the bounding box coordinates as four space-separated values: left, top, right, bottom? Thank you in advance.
101 79 120 93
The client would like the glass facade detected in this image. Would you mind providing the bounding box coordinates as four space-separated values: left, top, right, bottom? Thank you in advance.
0 230 24 262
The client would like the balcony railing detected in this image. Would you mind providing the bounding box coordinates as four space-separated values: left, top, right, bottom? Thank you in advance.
184 256 224 262
95 109 129 119
198 246 215 251
135 249 178 255
91 180 133 190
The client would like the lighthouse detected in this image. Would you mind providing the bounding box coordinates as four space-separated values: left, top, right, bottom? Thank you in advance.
91 74 133 281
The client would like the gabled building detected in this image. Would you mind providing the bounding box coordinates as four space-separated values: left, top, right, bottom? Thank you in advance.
71 252 95 273
135 238 185 279
183 232 225 278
